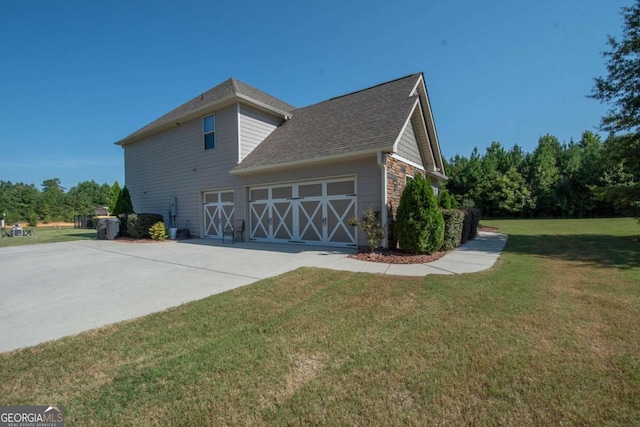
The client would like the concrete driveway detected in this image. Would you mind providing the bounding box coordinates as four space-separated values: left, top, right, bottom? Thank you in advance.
0 239 351 353
1 232 506 353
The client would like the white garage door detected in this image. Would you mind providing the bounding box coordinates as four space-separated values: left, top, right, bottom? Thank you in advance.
249 178 357 247
203 190 234 238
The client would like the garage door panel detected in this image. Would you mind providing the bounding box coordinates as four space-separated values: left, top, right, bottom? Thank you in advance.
327 180 355 196
204 205 219 236
299 200 323 241
273 202 293 240
250 202 269 239
221 205 234 231
299 183 322 198
272 186 293 199
327 198 356 244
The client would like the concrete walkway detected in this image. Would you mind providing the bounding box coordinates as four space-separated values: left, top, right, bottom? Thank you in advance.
0 231 506 353
329 231 508 275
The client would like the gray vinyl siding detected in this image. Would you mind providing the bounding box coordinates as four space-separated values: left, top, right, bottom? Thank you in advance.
396 119 423 166
124 102 383 245
236 155 382 247
124 104 240 235
239 104 283 161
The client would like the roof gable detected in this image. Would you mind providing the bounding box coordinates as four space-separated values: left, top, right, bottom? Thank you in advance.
116 78 295 146
233 73 423 173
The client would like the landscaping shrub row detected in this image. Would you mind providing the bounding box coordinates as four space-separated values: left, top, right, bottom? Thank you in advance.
118 213 164 239
461 208 481 244
393 175 483 254
441 209 465 251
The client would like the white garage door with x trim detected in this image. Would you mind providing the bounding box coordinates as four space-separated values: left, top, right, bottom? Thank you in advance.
248 178 357 247
203 190 234 238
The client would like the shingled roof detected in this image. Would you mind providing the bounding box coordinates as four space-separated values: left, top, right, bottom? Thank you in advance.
117 78 295 145
232 73 423 173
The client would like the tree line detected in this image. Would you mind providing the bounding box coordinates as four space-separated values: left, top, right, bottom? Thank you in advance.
3 2 639 226
443 130 636 218
446 1 640 222
0 179 129 225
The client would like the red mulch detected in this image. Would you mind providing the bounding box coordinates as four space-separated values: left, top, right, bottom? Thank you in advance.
348 249 447 264
479 226 499 232
114 236 170 243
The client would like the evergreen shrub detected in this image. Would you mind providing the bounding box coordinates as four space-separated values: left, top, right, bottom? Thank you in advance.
119 213 164 238
112 186 134 216
394 174 444 254
461 208 481 243
441 209 465 251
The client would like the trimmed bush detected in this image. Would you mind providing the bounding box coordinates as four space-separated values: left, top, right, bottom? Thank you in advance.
394 174 445 254
149 221 168 240
119 213 164 239
441 209 465 251
347 206 385 252
461 208 481 244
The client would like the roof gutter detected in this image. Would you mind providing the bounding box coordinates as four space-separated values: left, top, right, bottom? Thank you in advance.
377 151 389 249
230 148 385 175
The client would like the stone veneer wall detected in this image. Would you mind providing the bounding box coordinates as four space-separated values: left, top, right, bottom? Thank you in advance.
386 156 427 249
386 156 426 219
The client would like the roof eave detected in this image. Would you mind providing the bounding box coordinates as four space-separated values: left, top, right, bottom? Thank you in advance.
115 93 292 147
426 170 448 181
415 73 446 176
236 93 293 119
231 148 388 175
115 93 237 146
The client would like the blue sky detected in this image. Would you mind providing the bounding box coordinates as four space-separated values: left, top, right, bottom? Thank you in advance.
0 0 630 190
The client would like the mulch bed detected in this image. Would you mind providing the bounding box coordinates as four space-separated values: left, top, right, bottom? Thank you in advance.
114 236 171 243
348 249 447 264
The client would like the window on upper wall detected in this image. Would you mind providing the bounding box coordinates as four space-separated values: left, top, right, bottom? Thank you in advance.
204 114 215 150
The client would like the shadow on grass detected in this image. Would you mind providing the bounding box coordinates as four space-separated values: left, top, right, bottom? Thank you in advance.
505 234 640 270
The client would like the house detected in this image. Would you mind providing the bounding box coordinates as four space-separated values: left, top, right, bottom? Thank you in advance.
115 73 447 248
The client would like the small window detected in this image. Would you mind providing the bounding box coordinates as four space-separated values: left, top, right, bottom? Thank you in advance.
204 115 215 150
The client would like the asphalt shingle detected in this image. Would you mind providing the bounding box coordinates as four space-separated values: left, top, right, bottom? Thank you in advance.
233 73 422 172
118 78 295 144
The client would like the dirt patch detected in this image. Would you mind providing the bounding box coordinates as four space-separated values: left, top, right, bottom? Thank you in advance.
260 352 328 409
36 222 75 228
348 249 447 264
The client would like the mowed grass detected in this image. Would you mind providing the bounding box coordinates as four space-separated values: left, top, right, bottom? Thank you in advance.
0 226 95 247
1 218 638 425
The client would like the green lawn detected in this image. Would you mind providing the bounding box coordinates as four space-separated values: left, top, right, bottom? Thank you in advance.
0 226 95 247
1 218 638 425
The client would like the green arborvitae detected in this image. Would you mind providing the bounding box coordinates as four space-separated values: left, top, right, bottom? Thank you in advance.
113 186 134 216
109 181 121 215
394 174 445 254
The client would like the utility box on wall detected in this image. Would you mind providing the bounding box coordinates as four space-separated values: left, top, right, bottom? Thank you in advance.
170 197 177 217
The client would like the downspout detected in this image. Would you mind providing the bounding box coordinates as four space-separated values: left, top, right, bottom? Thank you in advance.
377 151 389 248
